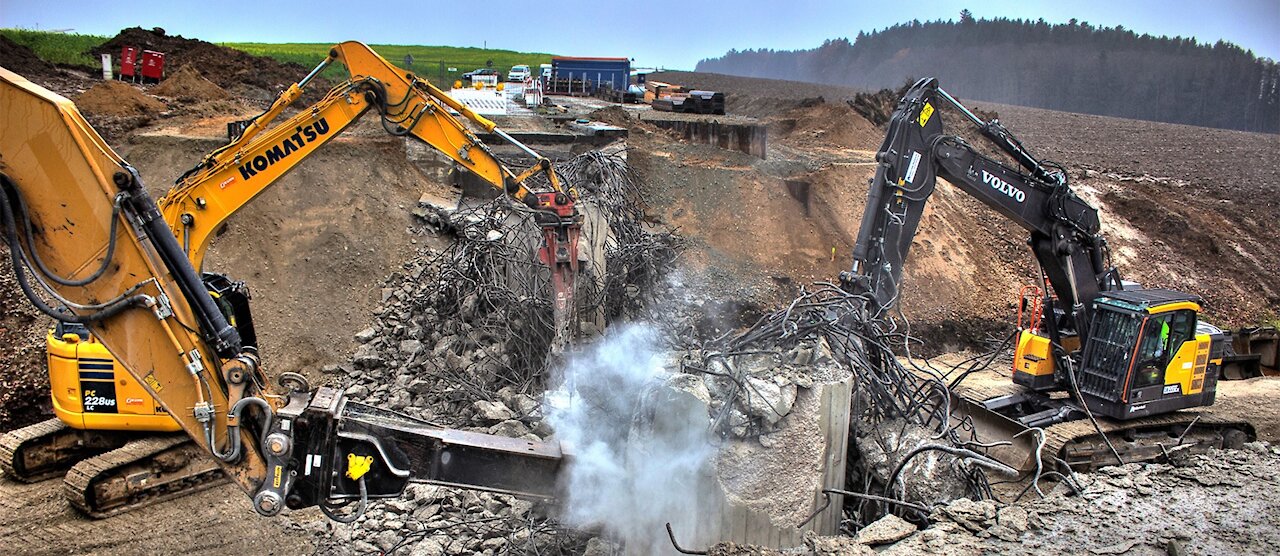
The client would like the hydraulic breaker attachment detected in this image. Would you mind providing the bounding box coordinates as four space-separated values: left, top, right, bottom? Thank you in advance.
532 192 583 351
243 387 564 516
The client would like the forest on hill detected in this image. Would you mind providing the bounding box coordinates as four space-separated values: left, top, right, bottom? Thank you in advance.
697 14 1279 133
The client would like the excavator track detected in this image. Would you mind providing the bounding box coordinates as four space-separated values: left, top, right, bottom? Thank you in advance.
63 434 228 518
950 379 1254 474
0 418 132 483
1041 411 1253 472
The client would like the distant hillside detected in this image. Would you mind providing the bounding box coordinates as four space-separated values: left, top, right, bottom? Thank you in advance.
697 16 1280 133
0 28 552 83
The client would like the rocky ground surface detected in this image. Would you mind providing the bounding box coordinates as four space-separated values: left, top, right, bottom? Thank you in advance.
712 442 1280 556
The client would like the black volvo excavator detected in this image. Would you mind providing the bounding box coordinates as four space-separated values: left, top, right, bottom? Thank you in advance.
841 78 1253 472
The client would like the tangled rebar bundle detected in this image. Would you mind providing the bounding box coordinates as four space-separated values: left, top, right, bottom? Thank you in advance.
410 148 681 420
681 282 1018 532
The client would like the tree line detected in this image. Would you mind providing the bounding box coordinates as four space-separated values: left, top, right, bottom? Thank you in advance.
697 16 1279 134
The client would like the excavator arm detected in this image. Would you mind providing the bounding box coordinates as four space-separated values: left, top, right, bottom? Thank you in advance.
843 78 1118 344
1 62 564 518
161 43 578 316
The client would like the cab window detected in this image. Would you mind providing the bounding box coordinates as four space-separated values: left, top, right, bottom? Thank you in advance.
1131 310 1195 388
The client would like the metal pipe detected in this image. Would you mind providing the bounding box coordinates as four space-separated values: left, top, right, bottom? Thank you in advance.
492 128 541 160
299 58 332 89
935 87 986 127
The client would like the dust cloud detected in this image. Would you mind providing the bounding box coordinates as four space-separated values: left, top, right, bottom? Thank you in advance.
546 324 720 553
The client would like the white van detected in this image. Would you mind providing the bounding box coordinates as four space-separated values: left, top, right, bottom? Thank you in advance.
507 64 531 82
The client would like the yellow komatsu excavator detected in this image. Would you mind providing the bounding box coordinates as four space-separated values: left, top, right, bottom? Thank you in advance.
0 42 576 517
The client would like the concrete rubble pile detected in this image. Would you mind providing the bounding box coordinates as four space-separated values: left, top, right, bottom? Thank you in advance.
684 284 1002 536
302 150 680 554
529 282 1004 553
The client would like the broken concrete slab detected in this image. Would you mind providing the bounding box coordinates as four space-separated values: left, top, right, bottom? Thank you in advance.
854 514 917 545
472 400 516 422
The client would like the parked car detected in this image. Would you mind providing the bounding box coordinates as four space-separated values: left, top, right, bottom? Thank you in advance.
507 64 531 82
462 68 498 80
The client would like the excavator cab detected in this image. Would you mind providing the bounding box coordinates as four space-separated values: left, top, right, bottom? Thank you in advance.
47 322 182 432
1074 289 1223 420
44 272 255 434
1013 288 1224 420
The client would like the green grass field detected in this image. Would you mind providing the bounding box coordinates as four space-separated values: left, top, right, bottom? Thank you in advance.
1 29 553 82
1 29 107 68
225 42 553 81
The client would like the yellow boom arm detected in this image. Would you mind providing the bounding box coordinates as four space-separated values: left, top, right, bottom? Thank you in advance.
0 66 270 493
161 41 569 270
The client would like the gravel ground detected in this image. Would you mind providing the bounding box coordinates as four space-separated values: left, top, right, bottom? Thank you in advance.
713 442 1280 556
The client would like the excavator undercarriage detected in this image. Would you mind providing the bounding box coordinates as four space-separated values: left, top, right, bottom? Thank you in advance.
949 380 1253 474
0 418 227 517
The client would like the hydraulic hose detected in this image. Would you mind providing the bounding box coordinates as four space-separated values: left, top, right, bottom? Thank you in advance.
0 178 151 323
207 395 275 463
115 167 243 359
320 477 367 523
7 180 127 287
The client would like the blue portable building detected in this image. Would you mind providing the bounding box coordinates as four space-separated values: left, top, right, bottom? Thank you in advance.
550 56 630 93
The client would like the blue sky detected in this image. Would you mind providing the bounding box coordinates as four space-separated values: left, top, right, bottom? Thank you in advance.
2 0 1277 69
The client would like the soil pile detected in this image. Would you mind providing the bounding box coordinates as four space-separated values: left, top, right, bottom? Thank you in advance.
0 251 51 431
768 98 881 151
586 105 635 127
150 65 228 102
0 35 59 79
847 86 903 127
74 80 166 116
92 27 327 95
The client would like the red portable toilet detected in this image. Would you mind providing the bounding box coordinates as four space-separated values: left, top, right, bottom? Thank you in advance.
120 46 138 80
140 50 165 82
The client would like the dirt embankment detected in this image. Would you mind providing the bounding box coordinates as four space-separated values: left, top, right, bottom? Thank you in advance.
0 251 50 431
93 27 330 100
766 99 882 153
652 70 869 119
121 117 445 383
638 71 1278 335
973 102 1280 326
0 35 59 78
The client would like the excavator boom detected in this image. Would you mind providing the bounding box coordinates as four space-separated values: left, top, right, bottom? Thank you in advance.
163 41 574 272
